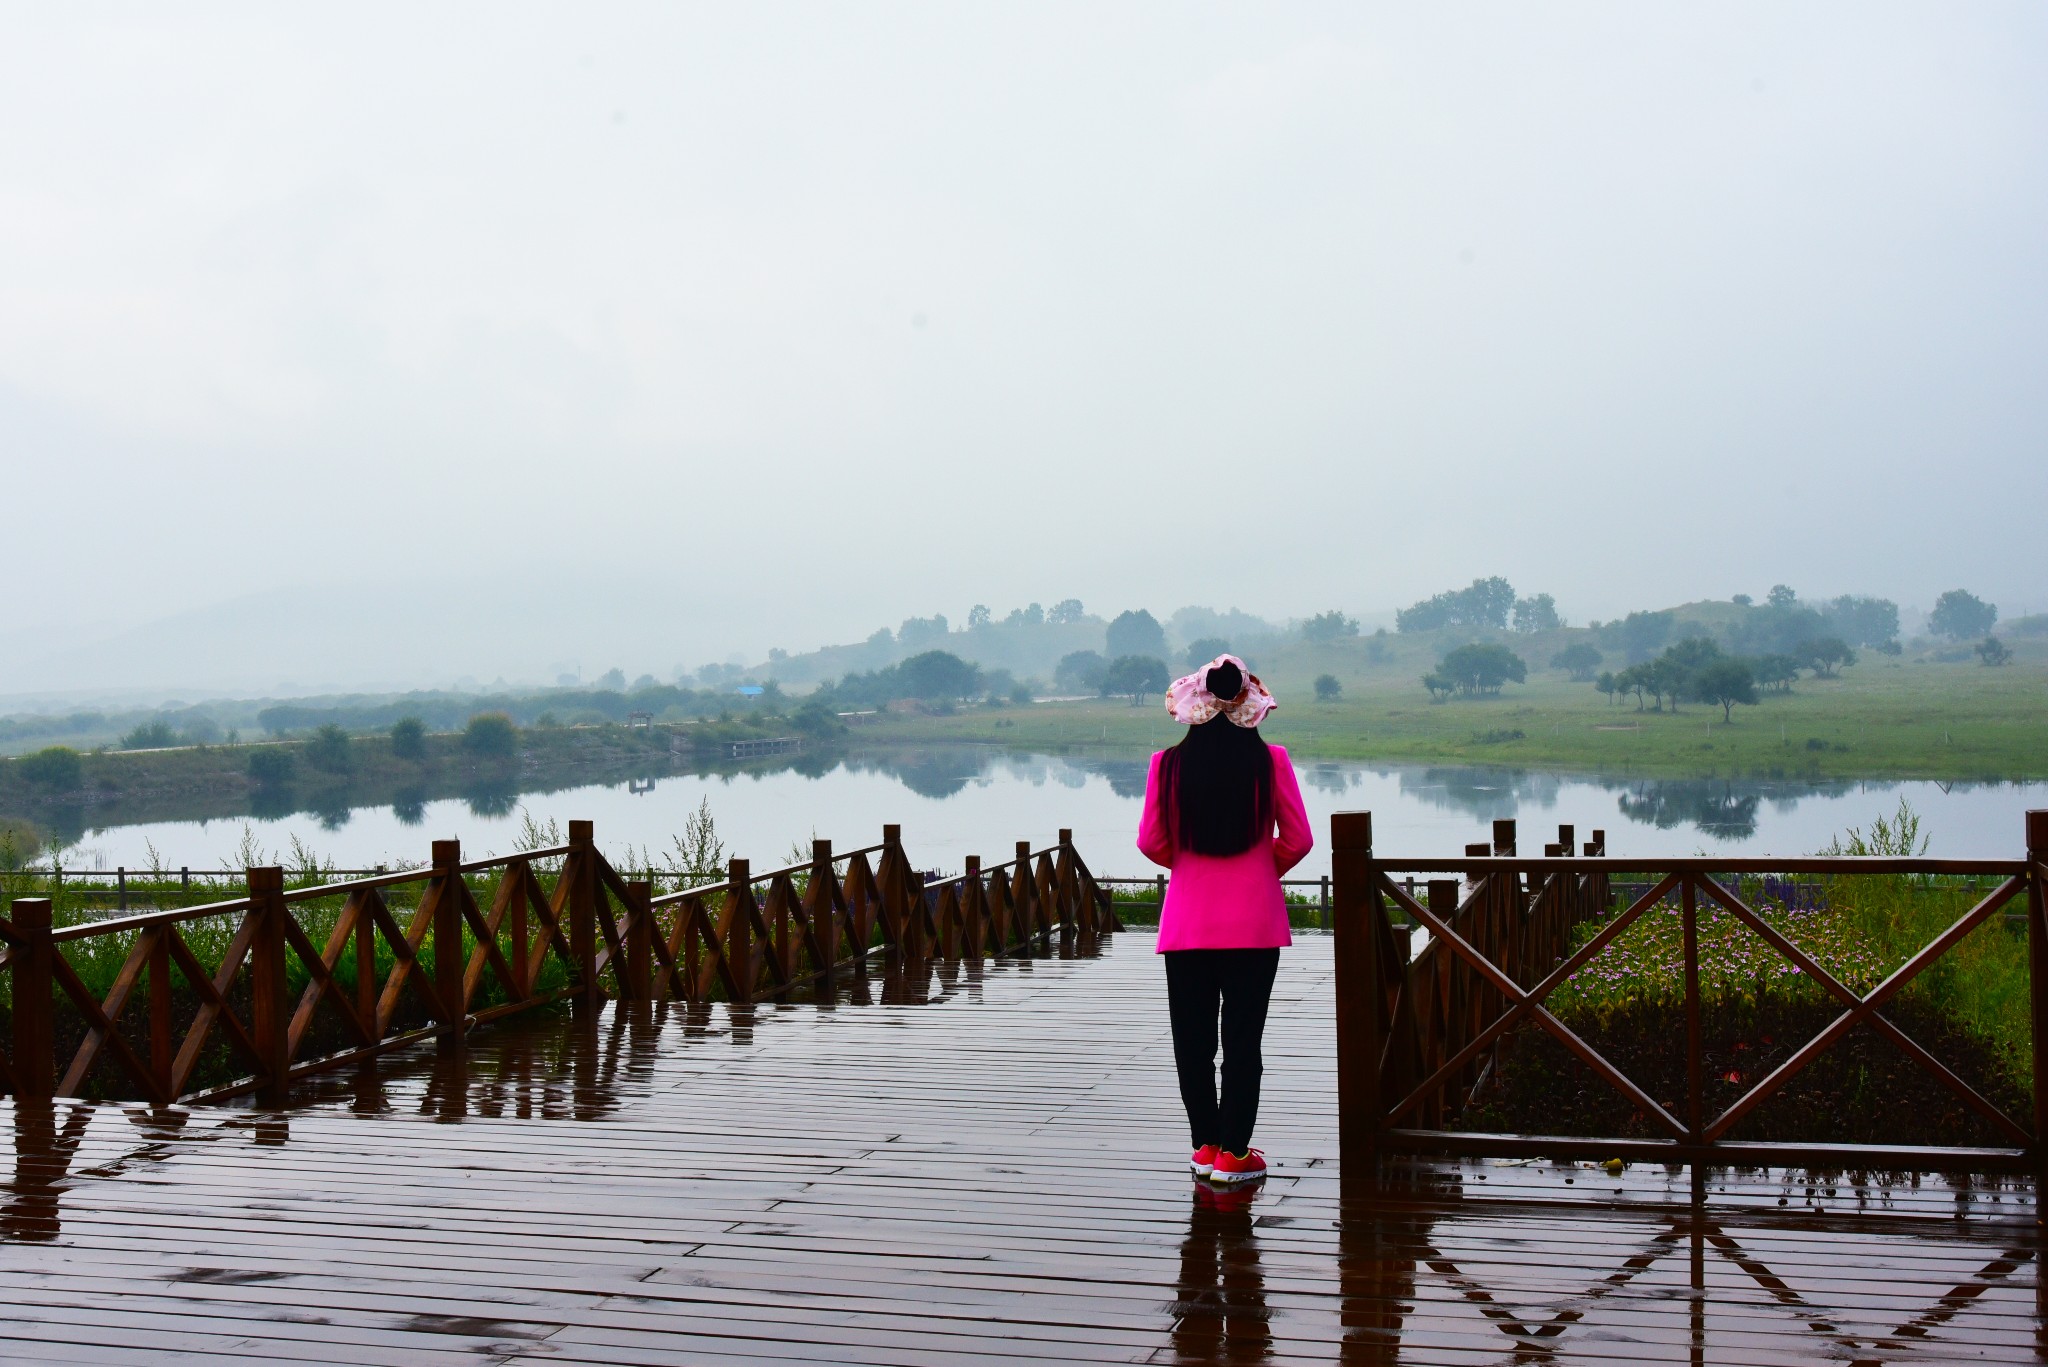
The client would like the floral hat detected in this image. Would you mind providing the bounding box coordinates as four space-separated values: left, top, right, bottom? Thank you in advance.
1164 653 1277 728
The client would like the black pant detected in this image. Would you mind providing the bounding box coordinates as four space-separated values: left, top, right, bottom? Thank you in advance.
1165 948 1280 1155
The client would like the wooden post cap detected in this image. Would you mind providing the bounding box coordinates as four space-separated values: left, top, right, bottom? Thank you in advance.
569 820 593 844
1583 842 1599 857
1557 824 1575 851
1058 828 1073 845
883 824 901 845
1492 819 1516 855
964 855 981 875
729 858 750 882
1544 843 1564 857
11 897 50 928
627 880 651 900
2026 810 2048 854
432 839 461 870
812 838 833 861
1592 828 1606 848
246 866 284 894
1465 842 1491 857
1016 840 1032 860
1332 811 1373 852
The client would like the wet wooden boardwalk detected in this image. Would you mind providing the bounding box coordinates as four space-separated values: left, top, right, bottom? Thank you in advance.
1 936 2040 1364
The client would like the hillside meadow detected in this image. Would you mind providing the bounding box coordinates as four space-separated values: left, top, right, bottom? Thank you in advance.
863 653 2048 780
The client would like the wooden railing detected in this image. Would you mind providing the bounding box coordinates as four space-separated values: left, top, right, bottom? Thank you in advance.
1335 808 2048 1175
0 822 1117 1107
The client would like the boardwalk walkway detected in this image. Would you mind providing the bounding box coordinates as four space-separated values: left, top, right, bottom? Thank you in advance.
1 936 2040 1364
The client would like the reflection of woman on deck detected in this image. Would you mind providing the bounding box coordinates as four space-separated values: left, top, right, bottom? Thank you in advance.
1140 656 1312 1185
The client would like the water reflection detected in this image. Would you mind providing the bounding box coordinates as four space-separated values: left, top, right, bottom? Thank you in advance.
1171 1182 1273 1363
41 742 2048 872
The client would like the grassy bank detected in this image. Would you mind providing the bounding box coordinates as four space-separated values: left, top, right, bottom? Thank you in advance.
859 657 2048 780
0 724 685 853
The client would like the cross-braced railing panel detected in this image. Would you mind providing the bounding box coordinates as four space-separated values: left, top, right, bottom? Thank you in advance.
0 821 1118 1108
1335 809 2048 1174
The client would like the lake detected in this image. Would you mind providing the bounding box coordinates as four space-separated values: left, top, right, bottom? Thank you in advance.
45 747 2048 878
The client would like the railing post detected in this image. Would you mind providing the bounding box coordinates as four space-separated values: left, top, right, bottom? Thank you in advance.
569 820 600 1008
2026 810 2048 1171
728 859 754 1000
117 867 127 913
432 840 465 1039
147 926 174 1095
1681 873 1703 1184
623 880 653 1001
247 866 291 1104
1333 811 1380 1178
880 824 906 951
8 899 54 1100
812 839 838 971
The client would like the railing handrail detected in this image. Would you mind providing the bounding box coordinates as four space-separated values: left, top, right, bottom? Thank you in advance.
1 818 1120 1109
1360 855 2028 875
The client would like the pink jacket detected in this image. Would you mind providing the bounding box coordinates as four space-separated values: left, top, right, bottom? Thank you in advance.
1138 743 1313 952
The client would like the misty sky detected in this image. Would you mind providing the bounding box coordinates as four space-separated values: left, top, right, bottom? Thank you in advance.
5 3 2045 695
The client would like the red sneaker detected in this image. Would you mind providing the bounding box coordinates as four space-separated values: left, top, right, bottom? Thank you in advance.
1189 1144 1219 1176
1209 1148 1267 1184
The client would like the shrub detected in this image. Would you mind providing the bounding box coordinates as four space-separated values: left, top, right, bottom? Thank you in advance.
1314 673 1341 702
247 748 296 785
390 716 427 759
1184 637 1230 670
305 723 353 773
120 719 179 750
1977 636 2012 667
462 712 519 758
19 746 83 790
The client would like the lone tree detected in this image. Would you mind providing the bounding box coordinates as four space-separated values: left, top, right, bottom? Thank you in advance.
898 650 982 700
1435 643 1528 697
1693 657 1760 722
390 716 427 760
1106 609 1168 661
1314 673 1341 702
1422 672 1456 702
1798 636 1857 678
1101 655 1169 703
1594 670 1618 705
1551 642 1603 681
1977 636 2013 667
1183 637 1231 670
1929 589 1997 642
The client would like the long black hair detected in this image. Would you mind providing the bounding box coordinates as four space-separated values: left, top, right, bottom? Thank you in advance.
1159 659 1273 856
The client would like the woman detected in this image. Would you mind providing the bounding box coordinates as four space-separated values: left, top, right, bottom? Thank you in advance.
1138 654 1312 1185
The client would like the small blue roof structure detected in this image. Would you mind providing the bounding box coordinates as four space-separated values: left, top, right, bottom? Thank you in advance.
735 685 765 697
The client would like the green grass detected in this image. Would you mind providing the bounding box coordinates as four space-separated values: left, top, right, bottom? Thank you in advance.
1548 873 2032 1101
864 655 2048 780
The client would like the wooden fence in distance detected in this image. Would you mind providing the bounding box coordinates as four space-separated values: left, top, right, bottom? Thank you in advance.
1334 808 2048 1175
0 823 1117 1108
